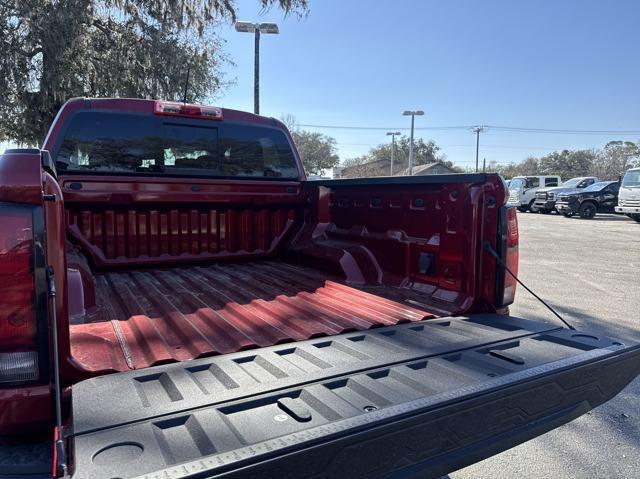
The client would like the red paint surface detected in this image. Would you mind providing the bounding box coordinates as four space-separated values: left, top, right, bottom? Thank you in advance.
43 173 72 379
288 179 506 314
60 176 506 376
0 151 43 204
0 98 509 437
65 176 506 375
0 385 51 435
70 262 434 372
61 176 303 268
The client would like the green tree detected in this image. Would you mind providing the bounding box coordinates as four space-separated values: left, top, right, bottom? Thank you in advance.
343 136 454 175
537 149 596 178
369 136 446 173
492 142 639 181
292 130 340 175
514 156 540 176
484 160 516 178
279 114 340 175
592 141 640 179
463 157 521 176
279 113 299 133
0 0 308 145
342 155 370 167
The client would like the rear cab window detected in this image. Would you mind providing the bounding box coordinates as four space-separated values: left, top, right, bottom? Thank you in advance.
54 111 300 180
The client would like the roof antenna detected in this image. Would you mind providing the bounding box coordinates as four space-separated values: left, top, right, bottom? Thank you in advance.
182 65 191 104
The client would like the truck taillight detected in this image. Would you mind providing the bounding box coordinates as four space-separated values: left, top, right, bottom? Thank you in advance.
153 101 223 120
0 206 39 383
496 206 519 307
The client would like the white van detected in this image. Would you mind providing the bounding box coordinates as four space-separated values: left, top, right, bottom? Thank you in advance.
615 167 640 223
507 175 561 212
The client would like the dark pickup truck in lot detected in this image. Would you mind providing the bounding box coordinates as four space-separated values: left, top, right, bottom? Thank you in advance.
555 181 621 219
1 98 639 479
533 176 598 213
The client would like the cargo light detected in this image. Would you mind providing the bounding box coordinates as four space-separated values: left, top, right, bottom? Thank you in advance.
0 205 39 384
153 101 223 120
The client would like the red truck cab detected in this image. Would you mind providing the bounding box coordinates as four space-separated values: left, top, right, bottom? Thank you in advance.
0 98 637 479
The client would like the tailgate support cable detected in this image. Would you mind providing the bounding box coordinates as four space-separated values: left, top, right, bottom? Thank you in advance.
46 266 68 477
484 242 575 330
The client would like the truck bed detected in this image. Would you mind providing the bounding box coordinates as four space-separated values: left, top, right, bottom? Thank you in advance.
69 262 436 372
68 314 640 479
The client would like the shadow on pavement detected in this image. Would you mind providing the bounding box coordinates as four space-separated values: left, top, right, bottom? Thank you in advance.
558 215 632 222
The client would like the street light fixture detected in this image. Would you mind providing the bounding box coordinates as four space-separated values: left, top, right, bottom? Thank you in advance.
402 110 424 175
234 21 280 114
386 131 401 176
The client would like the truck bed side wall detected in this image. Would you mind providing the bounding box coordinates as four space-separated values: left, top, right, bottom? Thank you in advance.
288 175 506 314
59 176 305 270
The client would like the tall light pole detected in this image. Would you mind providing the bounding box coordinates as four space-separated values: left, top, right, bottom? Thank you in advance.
402 110 424 175
472 126 486 173
386 131 401 176
235 21 279 115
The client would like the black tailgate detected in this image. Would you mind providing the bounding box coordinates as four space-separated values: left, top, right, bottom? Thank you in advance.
67 314 640 479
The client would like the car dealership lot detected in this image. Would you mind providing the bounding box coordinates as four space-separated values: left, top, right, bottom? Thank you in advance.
453 211 640 479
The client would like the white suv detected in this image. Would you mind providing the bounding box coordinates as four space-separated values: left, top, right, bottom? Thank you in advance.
507 176 562 212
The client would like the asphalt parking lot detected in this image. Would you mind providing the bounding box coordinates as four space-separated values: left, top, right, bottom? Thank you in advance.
453 211 640 479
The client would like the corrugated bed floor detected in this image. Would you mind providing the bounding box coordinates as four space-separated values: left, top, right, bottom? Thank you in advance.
70 262 435 372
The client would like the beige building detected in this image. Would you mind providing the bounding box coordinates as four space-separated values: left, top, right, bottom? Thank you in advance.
341 159 457 178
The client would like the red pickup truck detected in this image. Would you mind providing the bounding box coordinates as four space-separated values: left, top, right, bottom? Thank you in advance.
1 98 638 479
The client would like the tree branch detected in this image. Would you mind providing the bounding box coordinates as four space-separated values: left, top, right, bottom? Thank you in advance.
2 41 43 58
92 19 116 45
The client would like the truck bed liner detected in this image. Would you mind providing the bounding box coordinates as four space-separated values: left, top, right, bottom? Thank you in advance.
70 262 436 372
68 314 640 479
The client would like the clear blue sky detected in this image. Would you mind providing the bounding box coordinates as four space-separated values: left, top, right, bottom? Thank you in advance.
217 0 640 169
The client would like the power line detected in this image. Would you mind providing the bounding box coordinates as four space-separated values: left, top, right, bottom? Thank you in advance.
298 124 472 131
487 125 640 135
298 123 640 135
336 142 577 151
442 144 561 150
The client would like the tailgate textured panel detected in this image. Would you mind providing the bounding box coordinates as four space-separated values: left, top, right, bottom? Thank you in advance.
70 262 434 372
71 315 553 433
69 315 640 479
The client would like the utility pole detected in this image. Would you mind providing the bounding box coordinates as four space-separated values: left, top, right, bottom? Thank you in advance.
403 110 424 175
386 131 401 176
472 126 486 172
235 22 280 115
254 28 260 114
482 157 486 173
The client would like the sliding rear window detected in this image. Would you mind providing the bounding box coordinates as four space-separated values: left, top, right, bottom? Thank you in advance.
54 111 299 179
